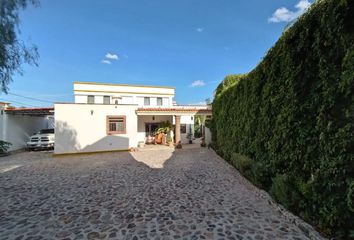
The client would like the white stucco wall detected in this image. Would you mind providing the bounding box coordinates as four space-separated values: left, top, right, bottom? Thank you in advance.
172 115 194 125
54 103 138 154
205 126 212 145
0 113 51 151
75 95 87 104
135 97 170 107
73 82 174 108
74 82 175 95
122 96 133 104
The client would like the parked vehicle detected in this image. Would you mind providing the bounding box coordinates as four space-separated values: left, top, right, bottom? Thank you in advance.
27 129 55 150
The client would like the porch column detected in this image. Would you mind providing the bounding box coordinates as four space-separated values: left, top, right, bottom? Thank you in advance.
175 115 181 144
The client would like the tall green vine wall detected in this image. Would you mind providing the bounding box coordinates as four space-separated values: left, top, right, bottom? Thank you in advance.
211 0 354 237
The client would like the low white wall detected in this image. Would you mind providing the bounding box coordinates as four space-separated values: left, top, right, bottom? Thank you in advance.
54 104 138 154
0 114 50 151
205 126 212 145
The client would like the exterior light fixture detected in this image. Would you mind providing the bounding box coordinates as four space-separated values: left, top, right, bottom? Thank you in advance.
152 116 155 121
91 110 94 115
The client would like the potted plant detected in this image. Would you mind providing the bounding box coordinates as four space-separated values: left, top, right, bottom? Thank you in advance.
176 141 182 149
154 121 172 145
154 128 164 144
186 133 193 144
0 140 12 157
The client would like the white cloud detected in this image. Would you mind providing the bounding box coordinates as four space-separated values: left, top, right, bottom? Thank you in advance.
101 60 111 64
268 0 312 23
190 80 206 87
105 53 119 60
196 27 204 33
296 0 312 11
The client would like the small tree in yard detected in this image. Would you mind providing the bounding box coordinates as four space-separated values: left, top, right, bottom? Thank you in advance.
0 0 39 93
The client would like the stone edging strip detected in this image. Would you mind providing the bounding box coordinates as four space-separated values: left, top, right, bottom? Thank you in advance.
210 149 326 240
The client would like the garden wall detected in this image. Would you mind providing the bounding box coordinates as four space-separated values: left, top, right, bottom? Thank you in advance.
211 0 354 238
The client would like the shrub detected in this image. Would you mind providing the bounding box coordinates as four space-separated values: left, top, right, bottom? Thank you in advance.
348 181 354 213
270 174 303 211
211 0 354 237
0 140 11 153
230 153 254 179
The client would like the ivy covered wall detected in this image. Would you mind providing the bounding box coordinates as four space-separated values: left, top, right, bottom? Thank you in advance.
211 0 354 237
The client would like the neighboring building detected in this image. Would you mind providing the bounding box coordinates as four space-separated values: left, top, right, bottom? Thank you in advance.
0 103 54 151
54 82 211 155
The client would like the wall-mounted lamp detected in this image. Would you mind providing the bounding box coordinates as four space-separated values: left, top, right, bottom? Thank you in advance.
152 116 155 121
91 110 94 115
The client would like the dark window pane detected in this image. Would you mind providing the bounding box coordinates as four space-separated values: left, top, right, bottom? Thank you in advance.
157 97 162 106
181 124 186 134
88 95 95 104
109 123 116 131
40 129 54 134
144 97 150 105
117 122 124 131
103 96 110 104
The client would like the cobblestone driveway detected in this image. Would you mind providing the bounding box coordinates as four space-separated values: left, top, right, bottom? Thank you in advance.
0 147 323 240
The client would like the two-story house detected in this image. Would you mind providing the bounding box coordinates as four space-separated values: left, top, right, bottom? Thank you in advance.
54 82 211 155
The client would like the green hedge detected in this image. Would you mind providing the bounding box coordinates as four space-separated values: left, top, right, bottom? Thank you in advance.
211 0 354 238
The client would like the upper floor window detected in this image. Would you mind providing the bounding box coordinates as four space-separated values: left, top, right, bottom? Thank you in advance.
107 116 126 134
144 97 150 106
87 95 95 104
157 97 162 106
103 96 110 104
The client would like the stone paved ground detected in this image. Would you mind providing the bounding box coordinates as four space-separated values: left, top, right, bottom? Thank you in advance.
0 151 53 173
0 147 324 240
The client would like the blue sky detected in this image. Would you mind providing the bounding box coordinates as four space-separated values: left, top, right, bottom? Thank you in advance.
3 0 312 107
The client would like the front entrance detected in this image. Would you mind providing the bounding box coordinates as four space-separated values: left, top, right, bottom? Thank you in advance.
145 123 161 137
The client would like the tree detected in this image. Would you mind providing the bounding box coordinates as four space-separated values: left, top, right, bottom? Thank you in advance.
0 0 39 93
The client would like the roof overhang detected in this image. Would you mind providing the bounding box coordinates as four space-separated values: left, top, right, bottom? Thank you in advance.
5 107 54 116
